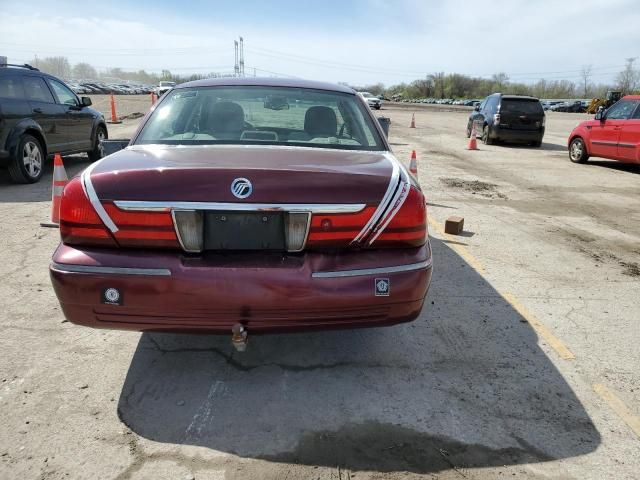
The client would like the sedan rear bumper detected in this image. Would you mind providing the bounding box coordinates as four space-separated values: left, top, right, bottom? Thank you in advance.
50 243 432 333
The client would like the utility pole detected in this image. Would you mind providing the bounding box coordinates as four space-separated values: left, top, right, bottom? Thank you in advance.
239 36 245 77
234 40 239 77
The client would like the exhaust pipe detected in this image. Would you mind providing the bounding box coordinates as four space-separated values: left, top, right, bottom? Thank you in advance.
231 324 248 352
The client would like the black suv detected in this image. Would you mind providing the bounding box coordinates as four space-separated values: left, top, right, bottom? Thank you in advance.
0 64 107 183
467 93 545 147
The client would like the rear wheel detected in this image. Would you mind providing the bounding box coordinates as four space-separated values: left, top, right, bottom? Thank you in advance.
87 125 107 162
482 125 493 145
8 134 44 184
569 137 589 163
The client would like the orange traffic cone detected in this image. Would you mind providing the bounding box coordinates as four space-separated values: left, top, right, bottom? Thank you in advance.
40 153 68 228
409 150 418 175
107 94 122 124
467 123 478 150
150 92 157 105
410 113 416 128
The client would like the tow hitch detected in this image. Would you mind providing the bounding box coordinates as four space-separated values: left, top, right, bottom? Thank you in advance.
232 324 248 352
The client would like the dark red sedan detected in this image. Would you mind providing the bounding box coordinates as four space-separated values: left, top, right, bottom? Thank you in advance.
568 95 640 164
49 78 432 342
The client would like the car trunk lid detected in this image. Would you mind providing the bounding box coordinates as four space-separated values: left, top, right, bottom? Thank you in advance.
90 145 393 204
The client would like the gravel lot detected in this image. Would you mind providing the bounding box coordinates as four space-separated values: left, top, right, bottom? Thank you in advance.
1 99 638 479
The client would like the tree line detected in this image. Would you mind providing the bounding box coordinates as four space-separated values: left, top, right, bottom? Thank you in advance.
24 56 640 100
26 56 226 85
354 59 640 100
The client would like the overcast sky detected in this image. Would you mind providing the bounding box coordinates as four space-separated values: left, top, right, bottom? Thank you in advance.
0 0 638 85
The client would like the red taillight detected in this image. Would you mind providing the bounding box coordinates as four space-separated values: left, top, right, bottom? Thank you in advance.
306 206 376 249
102 204 180 249
371 186 427 248
59 178 117 247
59 178 179 249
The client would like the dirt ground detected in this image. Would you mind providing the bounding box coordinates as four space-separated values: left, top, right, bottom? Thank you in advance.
0 98 638 480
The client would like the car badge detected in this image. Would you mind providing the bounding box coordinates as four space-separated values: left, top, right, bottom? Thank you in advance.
375 278 390 296
231 178 252 199
102 287 123 305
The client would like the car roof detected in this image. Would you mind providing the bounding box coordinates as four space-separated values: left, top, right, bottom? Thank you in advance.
622 95 640 101
0 66 63 83
178 77 356 94
0 66 41 76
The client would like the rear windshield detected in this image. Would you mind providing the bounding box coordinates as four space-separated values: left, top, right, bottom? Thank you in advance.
135 86 384 151
500 99 544 115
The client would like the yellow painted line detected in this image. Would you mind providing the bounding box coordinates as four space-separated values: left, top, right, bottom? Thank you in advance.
593 383 640 438
426 194 639 441
428 218 486 274
502 292 575 360
428 216 575 361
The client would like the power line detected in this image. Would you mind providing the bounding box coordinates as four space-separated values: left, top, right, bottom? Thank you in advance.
245 44 630 81
0 41 228 54
245 65 301 78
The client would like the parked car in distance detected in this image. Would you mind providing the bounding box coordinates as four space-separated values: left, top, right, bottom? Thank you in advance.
467 93 545 147
0 64 108 183
68 83 88 94
49 78 432 341
79 83 102 94
568 95 640 165
82 82 111 94
552 101 585 113
357 91 382 110
542 100 562 111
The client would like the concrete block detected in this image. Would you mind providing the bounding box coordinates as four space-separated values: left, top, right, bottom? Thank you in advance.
445 216 464 235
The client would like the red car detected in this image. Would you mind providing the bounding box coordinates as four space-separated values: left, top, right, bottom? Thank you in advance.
49 78 432 343
568 95 640 164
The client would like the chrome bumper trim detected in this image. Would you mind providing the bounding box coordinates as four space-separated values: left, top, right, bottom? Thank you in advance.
312 258 432 278
50 262 171 276
114 201 366 214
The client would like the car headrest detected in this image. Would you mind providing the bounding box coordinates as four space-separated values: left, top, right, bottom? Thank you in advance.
208 101 245 133
305 106 337 136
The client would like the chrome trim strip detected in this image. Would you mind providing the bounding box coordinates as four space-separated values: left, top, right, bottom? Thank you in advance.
312 259 432 278
352 152 400 243
50 262 171 276
81 162 119 233
368 179 410 245
114 201 366 214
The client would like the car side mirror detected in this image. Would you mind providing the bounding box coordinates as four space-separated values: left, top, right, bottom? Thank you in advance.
474 104 480 111
595 106 605 121
81 96 92 107
101 139 130 156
